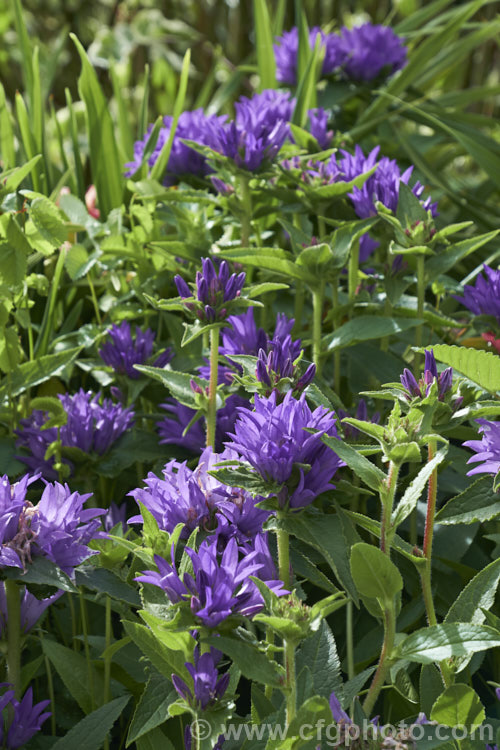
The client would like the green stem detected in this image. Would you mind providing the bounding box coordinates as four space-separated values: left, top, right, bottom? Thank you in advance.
346 599 355 681
348 240 360 304
312 282 324 376
331 281 341 394
206 326 220 449
87 271 101 325
415 255 425 368
363 599 396 716
80 591 95 711
6 580 21 699
103 596 112 750
276 517 296 726
380 461 400 556
265 627 274 700
240 175 252 248
293 281 304 338
318 215 326 239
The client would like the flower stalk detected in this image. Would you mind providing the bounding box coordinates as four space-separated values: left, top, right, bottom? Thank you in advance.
276 515 296 726
363 597 396 716
206 326 220 449
312 282 325 376
6 579 21 699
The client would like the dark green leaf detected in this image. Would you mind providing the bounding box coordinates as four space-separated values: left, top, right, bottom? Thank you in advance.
51 696 130 750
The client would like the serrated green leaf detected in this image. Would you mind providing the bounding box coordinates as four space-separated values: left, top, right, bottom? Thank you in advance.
134 367 202 407
127 672 176 745
392 446 448 528
436 477 500 525
324 316 423 351
350 543 403 603
396 624 500 666
205 634 283 687
0 347 81 401
322 435 385 492
430 684 484 729
42 639 105 714
51 696 130 750
430 345 500 393
296 620 343 702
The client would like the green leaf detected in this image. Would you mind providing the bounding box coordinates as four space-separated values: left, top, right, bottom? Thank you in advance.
29 196 67 247
430 345 500 393
71 34 124 217
321 435 385 492
97 430 168 478
122 620 191 684
136 729 175 750
0 237 28 287
51 696 130 750
396 624 500 666
0 328 19 374
251 684 276 723
127 672 177 745
274 509 358 602
254 0 277 90
217 248 315 285
436 477 500 525
392 446 448 528
425 231 499 279
75 567 141 607
296 620 343 701
205 634 284 687
150 49 191 182
0 347 81 402
134 367 202 408
430 684 485 729
3 556 77 594
420 664 445 718
42 639 105 714
324 316 423 351
350 543 403 603
344 510 425 567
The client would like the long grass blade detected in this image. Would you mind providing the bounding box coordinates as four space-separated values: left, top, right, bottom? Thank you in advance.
10 0 33 102
150 49 191 183
254 0 277 91
0 83 16 170
15 92 40 192
138 64 150 140
64 88 85 200
110 66 134 161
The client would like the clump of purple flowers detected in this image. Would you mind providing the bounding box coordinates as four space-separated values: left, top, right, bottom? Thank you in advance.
16 390 134 479
274 23 406 86
400 350 453 402
337 24 407 81
157 394 250 455
130 446 269 543
454 265 500 326
0 685 51 749
274 27 344 86
0 474 104 576
136 534 287 628
226 392 344 509
207 89 292 171
463 420 500 477
125 109 226 185
172 644 229 711
256 338 316 399
99 320 173 379
175 257 246 324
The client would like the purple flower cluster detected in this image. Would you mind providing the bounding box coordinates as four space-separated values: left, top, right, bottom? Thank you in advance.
0 584 61 638
274 23 406 86
136 534 287 628
0 686 50 749
454 265 500 326
99 320 173 379
307 107 334 150
227 392 344 508
125 109 226 184
157 395 250 455
207 90 292 171
463 420 500 477
0 475 104 575
16 390 134 479
173 644 229 711
256 338 316 398
400 350 453 402
175 257 246 323
130 446 269 543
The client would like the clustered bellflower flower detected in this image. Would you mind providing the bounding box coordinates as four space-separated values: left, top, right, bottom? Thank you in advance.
98 320 173 379
125 109 226 184
207 91 291 172
274 23 406 86
0 685 51 749
175 257 246 324
400 350 453 402
0 474 104 575
172 644 230 711
256 337 316 399
463 420 500 477
16 389 134 479
136 534 287 628
226 392 344 509
454 264 500 326
130 446 269 542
